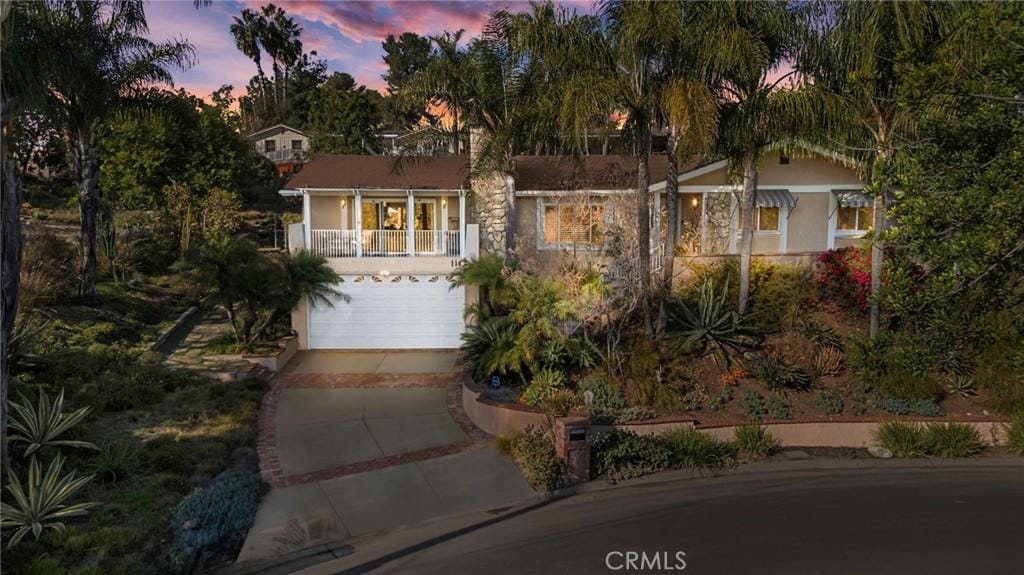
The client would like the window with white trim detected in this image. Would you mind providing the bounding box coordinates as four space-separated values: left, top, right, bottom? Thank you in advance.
837 206 872 232
754 206 780 231
541 200 605 246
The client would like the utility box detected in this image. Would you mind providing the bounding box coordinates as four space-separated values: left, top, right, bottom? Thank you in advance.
554 417 591 483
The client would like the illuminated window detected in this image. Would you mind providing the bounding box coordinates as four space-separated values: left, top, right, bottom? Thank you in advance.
837 206 872 232
542 201 605 246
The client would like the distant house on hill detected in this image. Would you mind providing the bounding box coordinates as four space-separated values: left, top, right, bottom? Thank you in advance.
248 124 309 174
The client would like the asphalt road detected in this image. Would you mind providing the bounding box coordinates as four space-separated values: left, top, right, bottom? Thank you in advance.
370 464 1024 575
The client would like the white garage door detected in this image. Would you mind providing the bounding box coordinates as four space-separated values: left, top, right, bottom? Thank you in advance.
308 275 465 349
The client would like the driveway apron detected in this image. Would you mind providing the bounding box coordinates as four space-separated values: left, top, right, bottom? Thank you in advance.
238 351 535 563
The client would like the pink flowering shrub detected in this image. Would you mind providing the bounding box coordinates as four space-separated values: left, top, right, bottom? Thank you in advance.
815 248 871 313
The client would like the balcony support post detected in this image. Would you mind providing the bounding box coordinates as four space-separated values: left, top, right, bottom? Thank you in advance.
407 189 415 256
458 189 466 258
302 190 311 251
354 190 362 258
441 195 449 256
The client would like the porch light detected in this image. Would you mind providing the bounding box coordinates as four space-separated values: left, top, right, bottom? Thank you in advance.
442 198 447 208
691 197 699 208
341 199 347 208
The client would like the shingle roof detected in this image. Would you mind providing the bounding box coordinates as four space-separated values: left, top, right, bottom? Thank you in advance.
513 155 670 191
283 154 681 192
285 156 470 190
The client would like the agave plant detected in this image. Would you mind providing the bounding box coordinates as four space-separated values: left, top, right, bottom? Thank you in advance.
1 455 98 547
946 375 977 398
668 279 758 369
8 389 96 457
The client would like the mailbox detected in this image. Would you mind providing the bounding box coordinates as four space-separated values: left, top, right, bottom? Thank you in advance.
554 416 591 483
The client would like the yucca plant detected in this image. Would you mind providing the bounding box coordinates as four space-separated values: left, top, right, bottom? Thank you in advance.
946 375 977 398
8 389 96 457
1 454 98 547
669 279 758 369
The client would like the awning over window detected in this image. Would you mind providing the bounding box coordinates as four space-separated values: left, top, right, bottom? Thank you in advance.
833 190 872 208
755 189 795 208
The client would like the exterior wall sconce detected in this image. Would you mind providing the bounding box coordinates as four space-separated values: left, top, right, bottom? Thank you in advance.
691 196 700 208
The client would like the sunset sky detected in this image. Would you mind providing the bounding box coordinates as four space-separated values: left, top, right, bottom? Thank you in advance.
148 0 597 100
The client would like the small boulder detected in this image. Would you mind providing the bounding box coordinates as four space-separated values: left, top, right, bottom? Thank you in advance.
867 445 893 459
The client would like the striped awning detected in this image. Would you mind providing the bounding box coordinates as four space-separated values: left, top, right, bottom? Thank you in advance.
833 189 873 208
755 189 795 208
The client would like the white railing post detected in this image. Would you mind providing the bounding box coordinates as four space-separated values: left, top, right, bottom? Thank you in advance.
458 189 466 258
406 190 415 257
354 191 362 258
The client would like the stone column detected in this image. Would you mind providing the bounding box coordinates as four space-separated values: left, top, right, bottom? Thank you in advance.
469 129 510 255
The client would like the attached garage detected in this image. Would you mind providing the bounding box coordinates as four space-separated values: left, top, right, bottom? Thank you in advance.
307 275 465 350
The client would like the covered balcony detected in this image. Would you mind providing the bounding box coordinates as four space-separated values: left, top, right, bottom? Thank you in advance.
301 189 468 259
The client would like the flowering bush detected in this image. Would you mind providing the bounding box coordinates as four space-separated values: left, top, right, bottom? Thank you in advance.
815 248 872 313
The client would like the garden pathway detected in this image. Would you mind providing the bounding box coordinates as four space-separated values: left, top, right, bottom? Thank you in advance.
162 308 253 379
237 351 535 564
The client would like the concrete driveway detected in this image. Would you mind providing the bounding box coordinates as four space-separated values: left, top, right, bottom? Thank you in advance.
239 351 534 564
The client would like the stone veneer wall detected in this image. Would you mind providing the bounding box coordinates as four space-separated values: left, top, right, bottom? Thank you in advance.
701 192 733 255
469 129 510 254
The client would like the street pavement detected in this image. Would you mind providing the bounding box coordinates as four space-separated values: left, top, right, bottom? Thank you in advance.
366 462 1024 575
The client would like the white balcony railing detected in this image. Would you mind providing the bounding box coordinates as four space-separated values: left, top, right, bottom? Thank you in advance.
310 229 461 258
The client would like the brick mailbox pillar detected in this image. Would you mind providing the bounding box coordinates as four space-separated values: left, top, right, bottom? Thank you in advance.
554 416 591 483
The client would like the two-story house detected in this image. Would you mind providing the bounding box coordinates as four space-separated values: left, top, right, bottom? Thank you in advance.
281 136 870 351
248 124 310 174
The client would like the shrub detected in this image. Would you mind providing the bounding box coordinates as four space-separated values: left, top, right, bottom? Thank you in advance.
741 390 767 420
521 369 567 408
613 405 657 423
708 389 732 412
815 247 871 313
767 395 791 420
662 428 738 470
1007 415 1024 456
166 469 261 575
815 390 845 415
875 373 945 401
500 427 564 490
748 354 813 392
847 334 890 382
877 397 944 417
668 278 758 369
19 231 79 309
874 422 928 458
923 423 985 458
539 388 579 416
91 440 144 483
813 346 845 377
799 320 844 351
591 429 671 481
734 425 776 459
577 375 625 422
462 316 522 383
747 263 813 331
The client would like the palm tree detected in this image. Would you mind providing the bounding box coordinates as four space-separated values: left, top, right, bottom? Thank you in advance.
230 8 266 84
696 0 820 315
507 1 666 333
654 2 719 333
801 1 961 337
24 0 194 305
259 3 302 107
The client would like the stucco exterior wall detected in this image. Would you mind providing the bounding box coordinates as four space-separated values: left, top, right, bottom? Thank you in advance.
686 168 729 186
292 298 308 350
758 151 862 186
310 195 343 229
